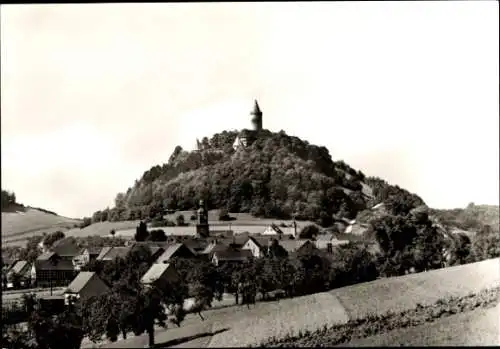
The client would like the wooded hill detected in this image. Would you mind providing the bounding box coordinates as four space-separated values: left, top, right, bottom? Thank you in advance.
92 129 425 226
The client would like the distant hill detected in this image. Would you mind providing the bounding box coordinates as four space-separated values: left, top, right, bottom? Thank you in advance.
91 129 425 227
429 203 499 234
1 191 82 246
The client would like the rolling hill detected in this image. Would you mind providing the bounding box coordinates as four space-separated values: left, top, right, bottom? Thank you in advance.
1 206 82 245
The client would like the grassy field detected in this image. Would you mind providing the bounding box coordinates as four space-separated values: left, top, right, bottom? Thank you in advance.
330 257 500 320
1 208 81 239
2 209 314 247
341 302 500 346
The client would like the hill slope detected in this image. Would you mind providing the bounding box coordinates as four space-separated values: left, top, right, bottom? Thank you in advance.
430 203 499 233
1 207 82 245
93 129 425 226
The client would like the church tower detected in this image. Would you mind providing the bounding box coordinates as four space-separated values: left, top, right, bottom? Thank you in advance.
250 100 263 131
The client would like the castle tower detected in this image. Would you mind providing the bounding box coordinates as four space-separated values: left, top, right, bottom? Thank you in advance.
250 100 263 131
196 199 210 238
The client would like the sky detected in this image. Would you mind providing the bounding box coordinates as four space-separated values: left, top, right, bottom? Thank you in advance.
1 2 499 218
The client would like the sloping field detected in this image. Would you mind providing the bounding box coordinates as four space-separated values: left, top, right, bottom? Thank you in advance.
1 209 82 247
330 257 500 320
341 302 500 346
94 259 499 348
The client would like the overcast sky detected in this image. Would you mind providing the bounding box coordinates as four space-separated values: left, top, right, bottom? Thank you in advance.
1 2 498 218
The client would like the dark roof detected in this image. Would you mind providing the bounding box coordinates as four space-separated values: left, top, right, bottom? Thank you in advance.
202 241 233 255
182 238 209 251
65 271 108 294
247 236 271 248
35 257 74 271
155 243 195 263
83 247 103 256
316 233 335 241
213 249 252 261
141 263 177 284
37 251 57 261
96 247 131 261
278 240 310 253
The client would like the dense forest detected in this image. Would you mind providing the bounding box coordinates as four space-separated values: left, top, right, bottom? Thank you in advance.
89 130 425 226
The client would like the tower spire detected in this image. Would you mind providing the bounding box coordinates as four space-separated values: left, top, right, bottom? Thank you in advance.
250 99 263 131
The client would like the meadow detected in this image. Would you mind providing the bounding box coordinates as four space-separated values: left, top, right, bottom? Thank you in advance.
92 257 499 348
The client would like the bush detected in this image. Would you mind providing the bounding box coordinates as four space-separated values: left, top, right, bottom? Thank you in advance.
299 224 320 239
190 214 197 221
218 209 234 221
176 214 187 226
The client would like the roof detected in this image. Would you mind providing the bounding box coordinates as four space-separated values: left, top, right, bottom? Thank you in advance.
83 247 102 255
96 247 131 261
247 236 271 248
182 238 209 251
141 263 176 284
66 271 109 293
202 241 233 255
9 260 30 275
316 233 335 241
51 239 81 257
37 251 57 261
35 257 74 271
156 244 182 262
264 224 284 235
213 249 253 261
277 239 310 253
251 100 262 115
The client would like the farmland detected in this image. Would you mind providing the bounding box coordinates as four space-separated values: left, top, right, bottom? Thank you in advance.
1 208 314 247
341 302 500 346
88 258 499 348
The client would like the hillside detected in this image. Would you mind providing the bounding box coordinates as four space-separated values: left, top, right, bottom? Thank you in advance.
91 129 425 227
430 203 499 233
1 193 82 245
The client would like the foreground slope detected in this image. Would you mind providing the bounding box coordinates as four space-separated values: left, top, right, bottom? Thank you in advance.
95 258 499 348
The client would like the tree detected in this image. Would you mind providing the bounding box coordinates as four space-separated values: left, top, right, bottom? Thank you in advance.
176 214 186 227
43 231 65 248
299 224 320 239
110 229 116 238
134 221 149 241
148 229 167 242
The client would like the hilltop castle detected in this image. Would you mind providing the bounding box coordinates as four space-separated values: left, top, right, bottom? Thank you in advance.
194 100 264 152
232 100 263 151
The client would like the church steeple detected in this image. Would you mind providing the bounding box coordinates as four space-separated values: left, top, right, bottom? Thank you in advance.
251 99 263 131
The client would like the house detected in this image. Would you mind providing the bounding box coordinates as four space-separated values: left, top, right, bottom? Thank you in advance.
182 238 209 255
32 252 76 288
155 243 196 263
277 239 317 257
95 246 131 263
7 260 32 288
315 234 350 251
127 242 166 263
200 239 235 258
64 271 110 305
241 236 271 258
262 223 284 236
141 263 180 290
211 250 253 267
73 247 102 271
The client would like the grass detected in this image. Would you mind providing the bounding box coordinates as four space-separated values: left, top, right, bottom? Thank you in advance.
259 286 500 347
342 302 500 346
2 209 314 248
330 257 500 320
1 208 81 239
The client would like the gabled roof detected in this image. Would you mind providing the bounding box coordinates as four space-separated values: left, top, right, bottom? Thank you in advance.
37 251 57 261
83 247 103 256
96 247 130 261
155 243 195 263
35 257 74 271
65 271 109 295
277 239 310 253
202 241 232 255
316 233 335 241
141 263 177 285
213 249 253 261
9 260 30 275
247 236 271 248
